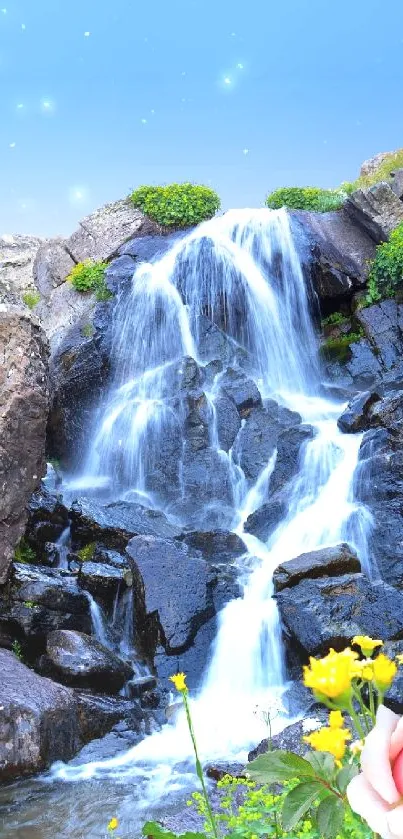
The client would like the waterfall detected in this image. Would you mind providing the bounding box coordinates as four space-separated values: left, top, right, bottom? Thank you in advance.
52 209 372 801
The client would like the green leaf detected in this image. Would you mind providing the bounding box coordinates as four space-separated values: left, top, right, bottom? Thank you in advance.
247 749 316 784
317 796 345 839
142 824 206 839
335 762 359 794
281 781 324 831
305 750 336 778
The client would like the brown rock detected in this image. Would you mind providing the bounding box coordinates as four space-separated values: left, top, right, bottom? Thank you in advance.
0 648 80 780
0 306 49 583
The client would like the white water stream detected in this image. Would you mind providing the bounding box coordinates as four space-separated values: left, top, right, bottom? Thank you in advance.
50 209 372 811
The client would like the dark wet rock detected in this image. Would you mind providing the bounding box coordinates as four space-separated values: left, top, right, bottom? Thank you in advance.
390 168 403 200
0 648 80 781
270 424 315 495
180 530 246 564
127 536 212 655
355 428 403 587
25 485 69 548
47 301 113 468
154 617 218 691
78 561 132 602
92 546 129 568
0 307 49 584
10 563 90 615
180 355 203 390
196 314 249 368
70 499 181 550
233 406 279 482
244 496 288 542
104 255 136 293
343 338 383 389
337 391 381 432
384 641 403 714
345 183 403 243
41 630 133 693
291 209 376 304
277 573 403 658
214 393 242 452
75 690 147 741
368 392 403 428
126 675 157 699
357 299 403 371
118 231 185 261
184 389 211 451
180 447 234 514
273 544 361 592
219 368 262 416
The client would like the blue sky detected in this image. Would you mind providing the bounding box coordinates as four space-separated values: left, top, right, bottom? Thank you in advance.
0 0 402 236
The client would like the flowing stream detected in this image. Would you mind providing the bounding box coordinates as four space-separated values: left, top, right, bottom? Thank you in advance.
0 209 373 837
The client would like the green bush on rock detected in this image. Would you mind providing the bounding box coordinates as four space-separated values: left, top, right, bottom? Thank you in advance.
67 260 112 301
130 183 221 228
266 187 345 213
14 538 36 564
22 290 40 309
366 222 403 302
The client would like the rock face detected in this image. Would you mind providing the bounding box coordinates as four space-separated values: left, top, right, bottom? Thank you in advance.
0 234 44 304
0 648 80 780
345 183 403 243
273 544 361 592
360 149 403 179
71 499 181 549
337 391 381 432
41 630 133 693
0 307 49 583
277 574 403 657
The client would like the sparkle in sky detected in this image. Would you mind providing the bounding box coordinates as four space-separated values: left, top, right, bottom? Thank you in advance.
0 0 402 236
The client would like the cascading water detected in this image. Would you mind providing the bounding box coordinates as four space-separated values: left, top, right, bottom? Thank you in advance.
47 209 372 825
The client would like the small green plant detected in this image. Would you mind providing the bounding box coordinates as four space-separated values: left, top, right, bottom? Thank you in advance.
266 187 345 213
77 542 96 562
11 640 23 661
321 312 349 328
67 260 112 301
130 183 221 228
23 601 37 609
81 322 95 338
14 538 36 564
366 222 403 301
22 290 41 309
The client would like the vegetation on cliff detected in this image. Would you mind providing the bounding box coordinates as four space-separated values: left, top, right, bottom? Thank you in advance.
67 259 112 301
130 183 221 228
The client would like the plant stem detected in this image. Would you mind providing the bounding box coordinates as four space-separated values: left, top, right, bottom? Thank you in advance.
368 682 376 724
182 691 219 839
348 701 366 741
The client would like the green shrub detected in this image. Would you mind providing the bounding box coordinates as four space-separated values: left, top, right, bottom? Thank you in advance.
14 538 36 564
130 182 221 228
11 640 23 661
321 312 348 328
366 222 403 301
266 187 345 213
67 260 112 301
77 542 96 562
22 290 40 309
81 323 95 338
320 330 363 362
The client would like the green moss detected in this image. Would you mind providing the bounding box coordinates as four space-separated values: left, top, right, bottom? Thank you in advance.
321 330 364 362
67 260 112 302
321 312 348 328
24 601 37 609
266 187 345 213
77 542 96 562
14 538 36 564
11 640 23 661
22 290 40 309
81 322 95 338
130 182 221 228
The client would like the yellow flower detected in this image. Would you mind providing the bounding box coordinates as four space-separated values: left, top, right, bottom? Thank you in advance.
372 653 397 690
361 663 374 681
108 818 119 831
304 725 352 762
169 672 187 692
329 710 344 729
352 636 383 657
303 649 354 700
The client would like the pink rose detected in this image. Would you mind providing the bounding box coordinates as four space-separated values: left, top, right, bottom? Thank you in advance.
347 705 403 839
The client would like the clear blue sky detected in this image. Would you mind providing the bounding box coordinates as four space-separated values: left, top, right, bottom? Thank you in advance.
0 0 402 236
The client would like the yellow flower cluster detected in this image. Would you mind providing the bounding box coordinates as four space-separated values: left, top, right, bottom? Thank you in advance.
352 635 383 656
303 711 351 763
303 638 398 704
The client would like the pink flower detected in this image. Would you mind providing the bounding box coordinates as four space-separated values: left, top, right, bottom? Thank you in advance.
347 705 403 839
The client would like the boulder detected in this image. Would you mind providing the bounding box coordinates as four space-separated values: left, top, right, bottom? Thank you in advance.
277 573 403 657
126 536 212 655
71 499 181 549
384 641 403 714
369 392 403 428
360 150 403 179
78 561 132 602
337 391 381 432
35 279 98 353
25 485 69 548
179 447 234 527
273 544 361 592
390 168 403 201
75 690 147 742
342 338 383 389
356 299 403 372
41 630 133 693
233 405 281 482
244 496 288 542
33 239 75 300
180 530 246 564
0 307 49 583
213 393 242 451
0 234 43 305
345 183 403 243
219 368 262 416
0 648 80 780
65 198 159 263
270 424 315 494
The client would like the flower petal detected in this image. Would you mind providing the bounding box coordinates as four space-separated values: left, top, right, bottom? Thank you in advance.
347 774 396 839
387 803 403 838
391 718 403 762
362 705 400 804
